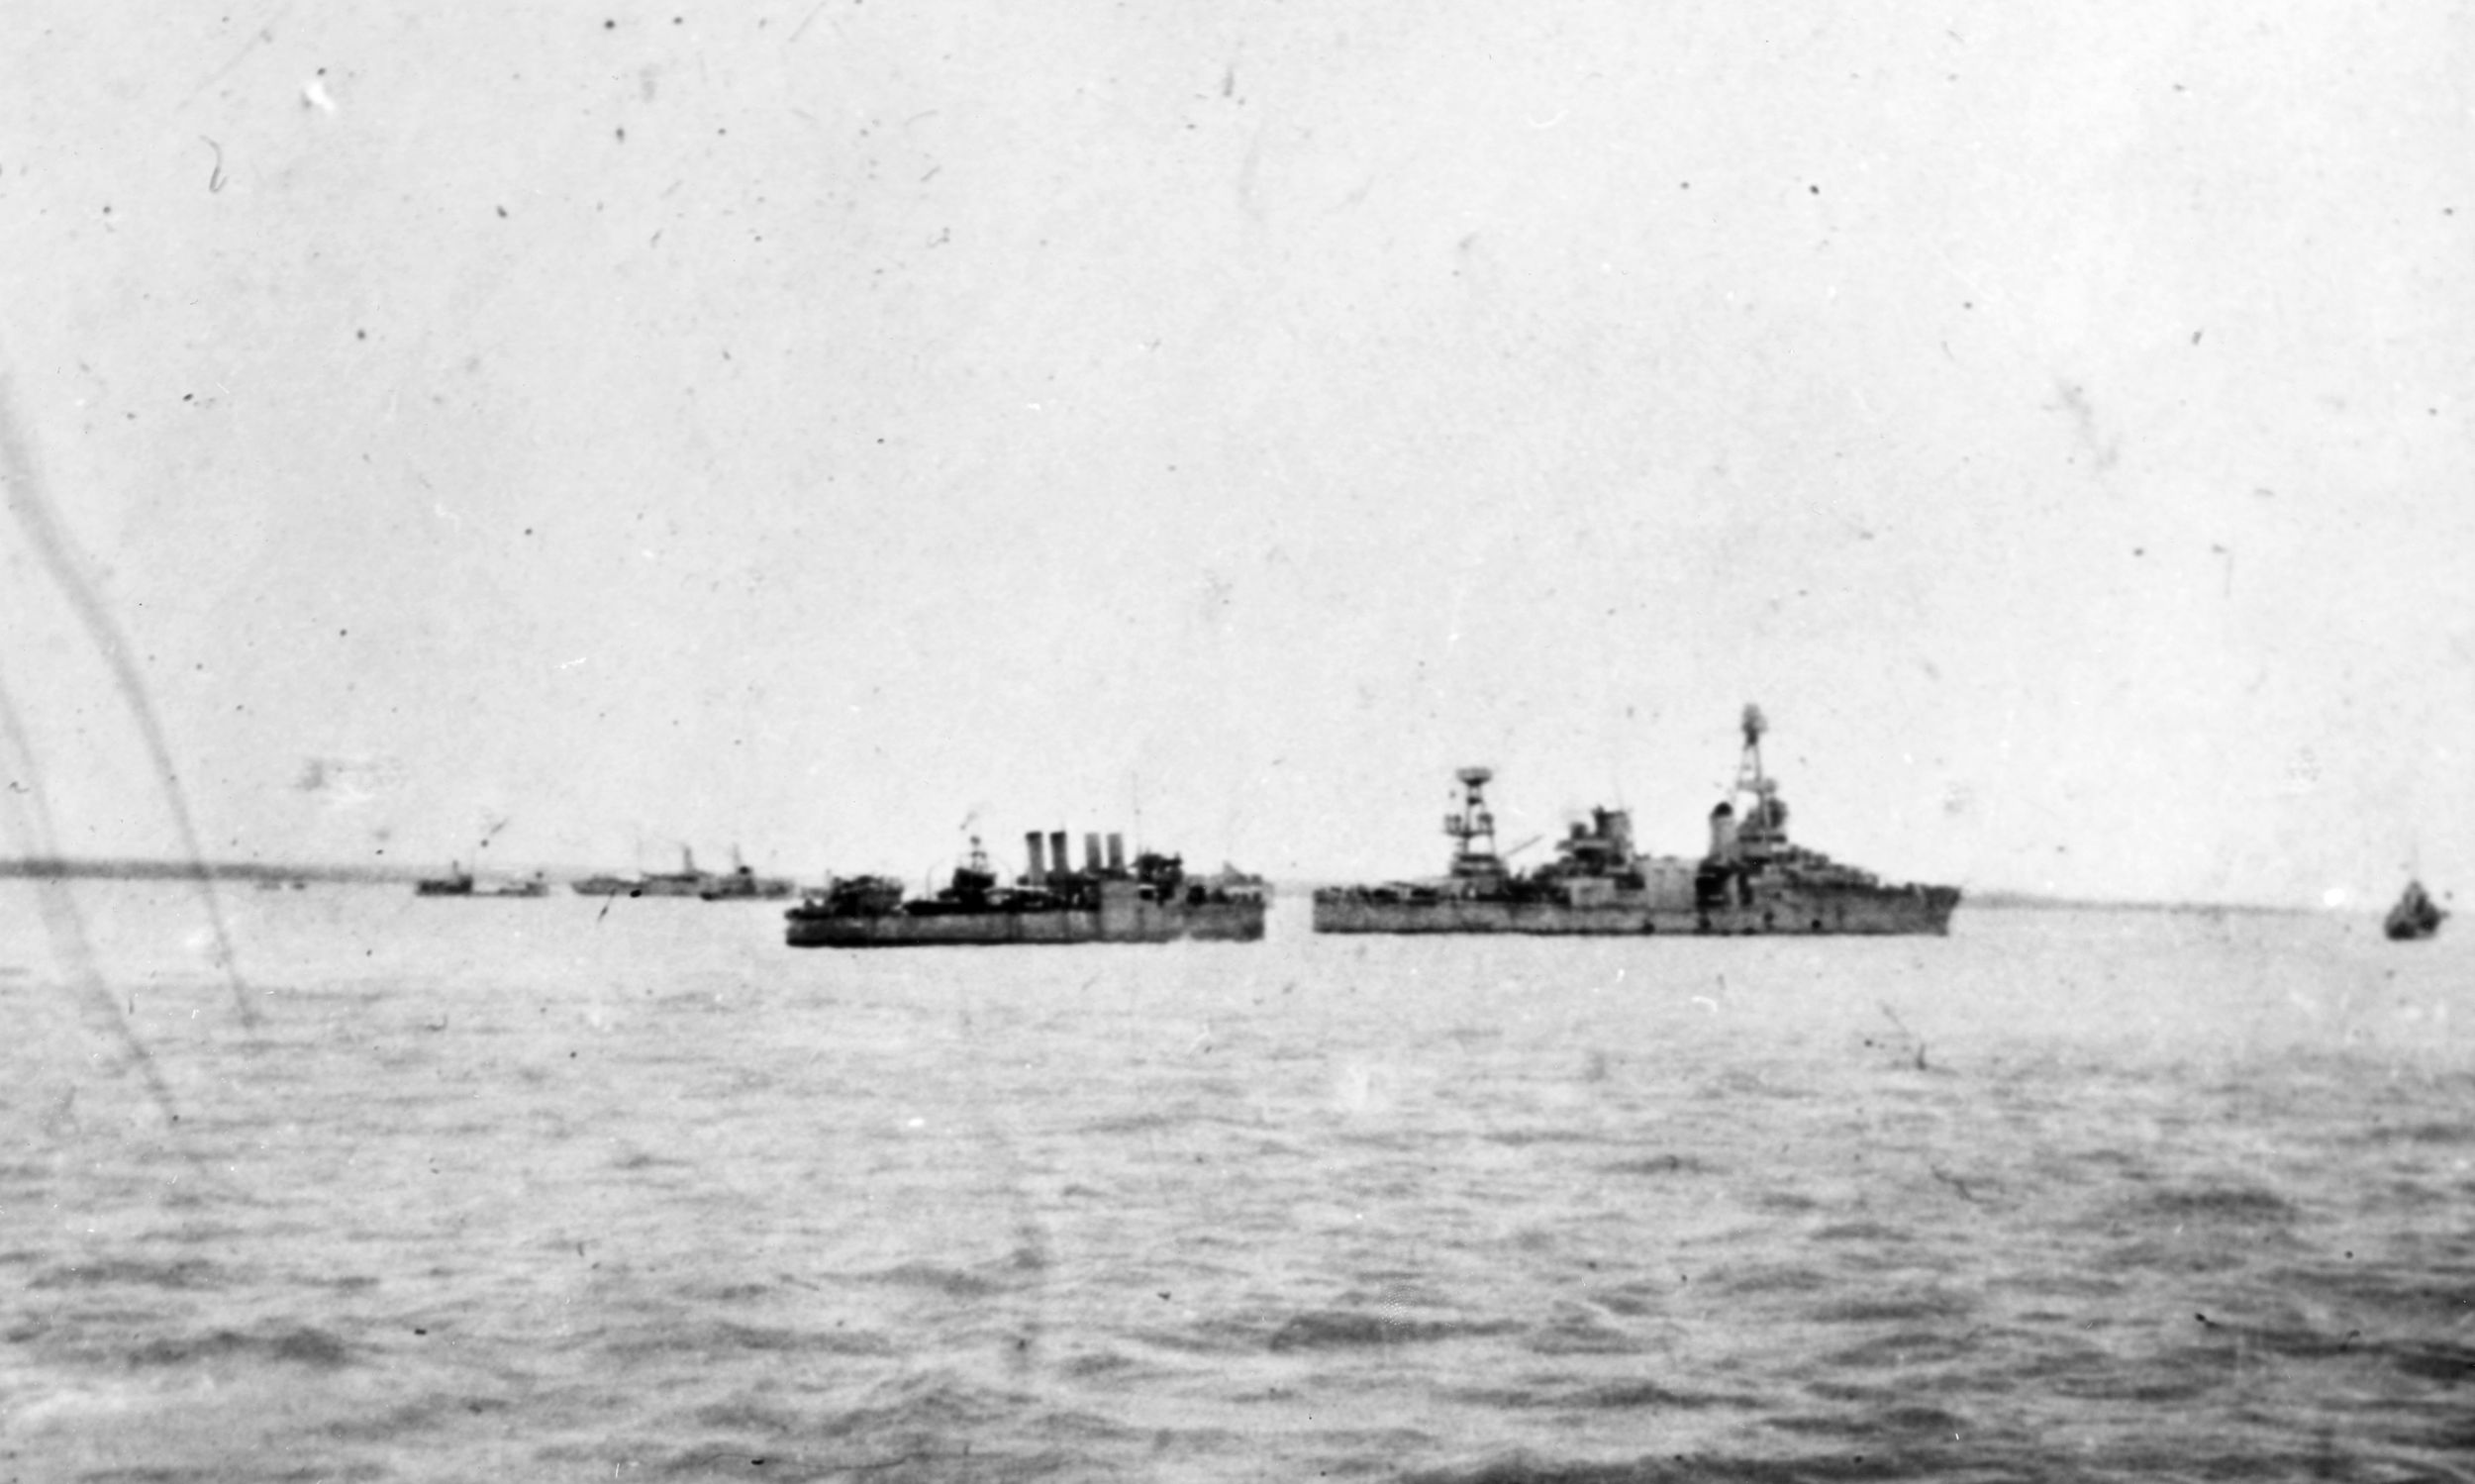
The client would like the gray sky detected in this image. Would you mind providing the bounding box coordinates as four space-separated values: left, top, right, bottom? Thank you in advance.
3 0 2467 906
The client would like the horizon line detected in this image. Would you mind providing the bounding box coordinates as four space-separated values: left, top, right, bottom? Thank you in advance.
0 855 2356 914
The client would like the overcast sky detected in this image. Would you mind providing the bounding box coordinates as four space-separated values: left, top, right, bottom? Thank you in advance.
3 0 2467 906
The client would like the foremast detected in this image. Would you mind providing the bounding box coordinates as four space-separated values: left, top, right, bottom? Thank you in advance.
1730 703 1789 862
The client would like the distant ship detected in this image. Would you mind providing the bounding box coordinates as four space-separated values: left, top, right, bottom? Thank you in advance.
699 848 796 901
414 864 472 896
1313 705 1959 936
415 863 548 898
572 847 743 899
2385 880 2445 941
785 829 1265 947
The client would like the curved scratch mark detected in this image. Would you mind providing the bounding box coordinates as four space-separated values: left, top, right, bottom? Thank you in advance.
201 137 227 194
0 661 188 1127
0 374 258 1029
184 5 294 105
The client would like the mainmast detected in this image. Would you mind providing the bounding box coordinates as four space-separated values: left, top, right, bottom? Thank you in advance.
1444 766 1505 879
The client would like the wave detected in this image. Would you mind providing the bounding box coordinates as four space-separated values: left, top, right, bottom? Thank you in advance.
124 1323 354 1369
1401 1446 1956 1482
28 1256 229 1291
2119 1184 2301 1225
1599 1153 1719 1177
861 1260 1012 1300
1449 1378 1758 1412
1265 1309 1520 1351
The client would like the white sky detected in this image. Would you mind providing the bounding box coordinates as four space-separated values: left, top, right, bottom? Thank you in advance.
3 0 2468 906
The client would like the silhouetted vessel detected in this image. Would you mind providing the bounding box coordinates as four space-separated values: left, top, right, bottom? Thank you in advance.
415 863 547 898
2385 880 2445 941
699 848 796 901
785 829 1265 947
414 864 474 897
572 847 734 899
1313 705 1959 936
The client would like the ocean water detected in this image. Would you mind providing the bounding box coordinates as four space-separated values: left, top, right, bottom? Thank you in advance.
3 883 2470 1482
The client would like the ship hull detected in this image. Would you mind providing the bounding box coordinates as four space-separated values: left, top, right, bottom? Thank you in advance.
572 876 705 897
786 899 1264 948
1312 887 1957 937
629 878 706 898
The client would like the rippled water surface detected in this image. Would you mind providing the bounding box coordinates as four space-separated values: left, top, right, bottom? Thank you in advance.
5 884 2471 1482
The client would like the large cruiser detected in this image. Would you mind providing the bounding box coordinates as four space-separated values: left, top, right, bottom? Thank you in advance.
785 829 1265 947
1312 705 1959 936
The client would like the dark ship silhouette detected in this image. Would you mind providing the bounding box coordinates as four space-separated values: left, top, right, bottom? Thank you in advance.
414 862 547 898
2385 880 2445 940
785 829 1265 947
698 847 796 901
572 846 792 901
571 846 709 898
1313 705 1959 936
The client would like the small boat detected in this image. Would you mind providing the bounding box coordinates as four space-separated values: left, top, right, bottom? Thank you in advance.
2385 880 2445 940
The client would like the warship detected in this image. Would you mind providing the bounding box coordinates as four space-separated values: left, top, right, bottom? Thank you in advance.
1312 705 1959 936
785 829 1265 947
2385 880 2445 941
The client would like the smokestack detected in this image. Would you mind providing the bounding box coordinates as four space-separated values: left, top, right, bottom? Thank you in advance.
1707 803 1738 862
1084 832 1103 873
1024 832 1046 884
1107 833 1126 873
1049 832 1070 878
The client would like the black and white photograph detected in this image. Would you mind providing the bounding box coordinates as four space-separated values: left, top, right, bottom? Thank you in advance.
4 2 2469 1478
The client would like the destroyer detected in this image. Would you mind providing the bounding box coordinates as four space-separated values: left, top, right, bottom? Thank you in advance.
1313 705 1958 936
785 829 1265 947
